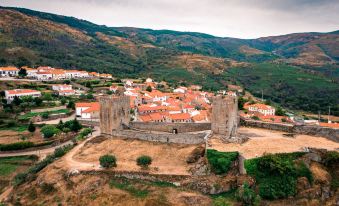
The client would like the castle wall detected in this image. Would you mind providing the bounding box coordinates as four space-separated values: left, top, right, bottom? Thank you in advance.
130 122 211 133
111 130 206 144
211 96 238 138
99 96 130 135
240 119 339 142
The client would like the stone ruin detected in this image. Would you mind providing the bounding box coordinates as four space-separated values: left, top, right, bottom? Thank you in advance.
211 95 241 142
99 95 130 135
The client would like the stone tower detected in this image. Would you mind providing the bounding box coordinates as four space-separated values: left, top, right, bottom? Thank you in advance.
211 95 238 140
99 95 130 135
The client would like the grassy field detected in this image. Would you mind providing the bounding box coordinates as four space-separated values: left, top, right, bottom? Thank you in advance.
18 109 70 121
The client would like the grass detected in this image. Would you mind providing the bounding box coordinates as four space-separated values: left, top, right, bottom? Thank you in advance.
0 156 37 176
0 125 28 132
18 109 70 120
109 178 149 198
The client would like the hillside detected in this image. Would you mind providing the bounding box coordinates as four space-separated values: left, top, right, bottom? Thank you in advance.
0 6 338 115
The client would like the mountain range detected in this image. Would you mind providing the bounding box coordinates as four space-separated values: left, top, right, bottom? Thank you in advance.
0 6 338 115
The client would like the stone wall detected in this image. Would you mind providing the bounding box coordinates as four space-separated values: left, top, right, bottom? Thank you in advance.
129 122 211 133
211 96 238 139
111 130 206 144
241 119 339 142
99 95 130 135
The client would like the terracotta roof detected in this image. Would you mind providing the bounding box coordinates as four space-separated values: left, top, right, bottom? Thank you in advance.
250 103 274 110
82 103 100 113
138 105 167 112
319 123 339 128
75 102 98 108
59 89 75 93
6 89 40 95
0 66 19 71
169 113 191 120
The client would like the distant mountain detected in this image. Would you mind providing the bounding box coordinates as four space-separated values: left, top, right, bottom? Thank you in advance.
0 6 338 115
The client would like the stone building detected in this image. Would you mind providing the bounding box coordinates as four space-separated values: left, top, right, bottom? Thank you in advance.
211 95 238 140
99 95 130 135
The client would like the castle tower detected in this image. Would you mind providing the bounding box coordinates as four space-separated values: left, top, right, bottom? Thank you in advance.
99 95 130 135
211 95 238 140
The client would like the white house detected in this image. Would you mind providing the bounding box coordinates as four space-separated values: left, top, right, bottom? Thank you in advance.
248 104 275 116
75 102 100 119
52 84 72 91
5 89 41 103
145 78 153 83
0 67 19 77
65 70 82 79
173 86 187 94
36 72 53 80
24 68 38 78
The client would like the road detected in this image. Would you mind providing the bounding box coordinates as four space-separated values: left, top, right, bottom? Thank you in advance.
0 126 100 158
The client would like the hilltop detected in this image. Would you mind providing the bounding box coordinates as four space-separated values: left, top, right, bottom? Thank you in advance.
0 6 338 115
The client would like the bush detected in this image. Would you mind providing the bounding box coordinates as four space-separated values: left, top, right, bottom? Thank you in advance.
136 155 152 168
28 122 36 133
41 112 49 119
75 128 92 141
236 182 261 206
54 145 73 158
99 154 117 168
259 176 296 200
0 141 34 151
40 125 60 138
207 149 238 175
257 154 295 176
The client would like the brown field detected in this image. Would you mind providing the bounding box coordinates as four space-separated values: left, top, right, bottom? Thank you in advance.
73 137 199 175
0 130 43 144
210 127 339 159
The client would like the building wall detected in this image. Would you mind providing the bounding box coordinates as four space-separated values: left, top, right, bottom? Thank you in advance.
130 122 211 133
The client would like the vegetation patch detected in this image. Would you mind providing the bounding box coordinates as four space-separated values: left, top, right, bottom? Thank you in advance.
244 152 312 200
109 178 149 198
207 149 238 175
18 109 70 121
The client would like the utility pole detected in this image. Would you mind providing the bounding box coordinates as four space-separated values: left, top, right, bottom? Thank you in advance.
261 90 264 102
328 106 331 123
318 111 320 122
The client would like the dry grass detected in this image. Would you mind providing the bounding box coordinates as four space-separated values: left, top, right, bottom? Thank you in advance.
73 138 199 175
210 127 339 159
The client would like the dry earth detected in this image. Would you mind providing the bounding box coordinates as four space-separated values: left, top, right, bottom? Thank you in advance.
73 137 200 175
0 130 42 144
210 127 339 159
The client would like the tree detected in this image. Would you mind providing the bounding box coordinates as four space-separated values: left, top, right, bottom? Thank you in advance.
275 107 286 116
13 96 22 106
236 182 261 206
34 97 43 106
136 155 152 169
28 122 36 133
86 93 94 99
99 154 117 168
238 97 247 110
70 119 82 132
40 125 60 138
60 98 67 105
106 90 113 95
43 93 52 101
41 112 49 119
146 85 152 92
67 101 75 109
18 68 27 77
56 120 64 130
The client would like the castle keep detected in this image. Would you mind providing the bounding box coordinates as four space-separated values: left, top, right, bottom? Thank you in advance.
211 95 238 140
99 95 130 135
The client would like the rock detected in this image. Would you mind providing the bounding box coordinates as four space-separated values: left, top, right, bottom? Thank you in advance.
186 146 205 164
297 177 311 192
310 162 331 185
304 153 322 163
236 175 255 187
189 158 209 176
182 175 237 194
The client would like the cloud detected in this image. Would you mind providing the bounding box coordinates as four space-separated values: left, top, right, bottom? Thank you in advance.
1 0 338 38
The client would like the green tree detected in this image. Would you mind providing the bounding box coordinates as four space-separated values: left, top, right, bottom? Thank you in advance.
41 112 49 119
56 120 64 130
60 98 67 105
70 119 82 132
146 85 152 92
67 101 75 109
136 155 152 168
34 97 43 106
275 107 286 116
13 96 22 106
43 93 52 101
18 68 28 77
106 90 113 95
99 154 117 168
86 93 94 99
40 125 60 138
28 122 36 133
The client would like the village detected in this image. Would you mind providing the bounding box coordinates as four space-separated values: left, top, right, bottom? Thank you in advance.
0 65 338 206
2 65 338 128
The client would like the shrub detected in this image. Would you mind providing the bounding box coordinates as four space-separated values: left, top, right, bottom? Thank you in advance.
207 149 238 175
99 154 117 168
40 125 60 138
0 141 34 151
28 122 36 133
257 154 295 176
41 112 49 119
136 155 152 168
213 196 231 206
259 176 296 200
323 151 339 166
54 145 73 158
236 182 261 206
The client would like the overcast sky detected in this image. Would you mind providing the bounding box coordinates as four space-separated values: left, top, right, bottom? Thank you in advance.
1 0 339 39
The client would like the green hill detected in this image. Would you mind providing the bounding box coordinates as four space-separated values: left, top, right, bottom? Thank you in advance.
0 6 338 115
